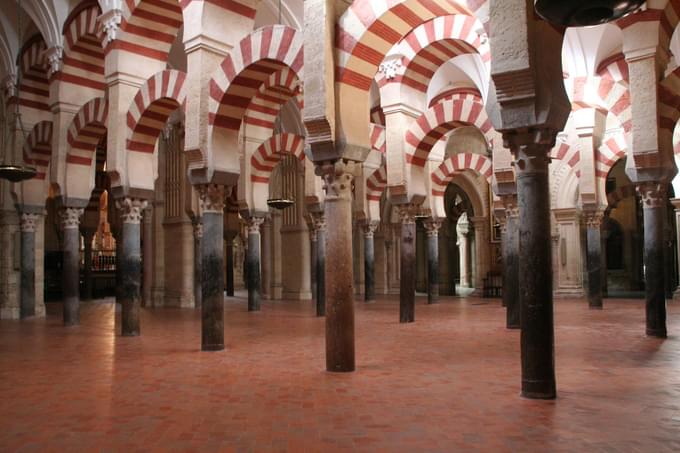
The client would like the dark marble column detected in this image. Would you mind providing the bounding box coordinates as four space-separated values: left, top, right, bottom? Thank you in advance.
246 216 264 311
192 219 203 309
142 207 153 308
318 161 354 372
60 207 84 326
313 213 327 317
423 218 442 305
115 197 147 336
198 184 227 351
261 218 272 299
309 222 318 306
501 195 520 329
82 229 95 300
398 206 416 323
363 222 378 303
638 182 668 338
225 240 234 297
511 134 556 400
19 212 40 319
584 209 604 310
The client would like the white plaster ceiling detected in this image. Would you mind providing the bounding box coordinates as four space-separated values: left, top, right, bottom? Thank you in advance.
254 0 303 29
562 24 623 78
427 55 489 104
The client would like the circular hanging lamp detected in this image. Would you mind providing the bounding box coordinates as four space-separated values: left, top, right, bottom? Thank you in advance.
267 153 295 210
534 0 645 27
0 0 37 183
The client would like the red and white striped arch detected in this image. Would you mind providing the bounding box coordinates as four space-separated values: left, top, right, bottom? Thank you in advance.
596 133 627 180
366 164 387 202
250 133 305 184
370 105 385 125
551 142 580 177
660 1 680 58
404 98 493 167
243 67 303 139
431 152 492 197
109 0 183 61
568 76 632 134
18 35 49 112
370 123 386 154
429 87 481 108
397 15 489 93
67 97 108 166
59 1 105 91
126 70 187 154
23 121 53 181
596 53 629 83
336 0 483 91
209 25 304 132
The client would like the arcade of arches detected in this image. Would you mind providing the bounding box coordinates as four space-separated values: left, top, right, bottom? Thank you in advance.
2 0 680 450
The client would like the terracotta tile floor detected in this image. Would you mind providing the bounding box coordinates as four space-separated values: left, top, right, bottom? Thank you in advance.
2 295 680 452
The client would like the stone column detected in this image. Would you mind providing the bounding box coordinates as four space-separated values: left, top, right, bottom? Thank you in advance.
19 212 40 319
672 199 680 299
246 216 265 311
584 209 605 309
116 197 147 336
638 182 668 338
398 205 417 323
82 229 95 300
511 133 557 400
318 161 354 372
262 218 272 300
192 219 203 309
457 219 470 288
60 207 84 325
501 195 520 329
142 206 153 308
225 238 234 297
423 218 442 305
197 184 227 351
309 222 318 305
363 222 378 303
312 213 327 317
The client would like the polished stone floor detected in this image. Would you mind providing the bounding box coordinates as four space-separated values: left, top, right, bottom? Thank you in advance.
1 295 680 452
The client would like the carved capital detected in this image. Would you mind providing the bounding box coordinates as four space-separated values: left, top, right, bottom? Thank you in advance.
583 209 605 229
378 57 402 80
637 182 668 209
397 205 418 225
45 46 63 78
311 212 326 232
97 9 123 47
504 129 558 177
423 218 443 237
500 194 519 219
116 197 148 224
316 160 354 201
247 216 265 234
197 184 227 214
59 207 83 230
363 221 379 239
19 213 40 233
192 220 203 239
2 74 16 98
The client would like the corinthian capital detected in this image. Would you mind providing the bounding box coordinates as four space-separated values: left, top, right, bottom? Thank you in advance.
316 160 354 201
97 8 123 47
45 46 63 78
637 182 668 209
197 184 227 214
19 213 40 233
116 197 148 224
246 216 265 234
59 207 83 230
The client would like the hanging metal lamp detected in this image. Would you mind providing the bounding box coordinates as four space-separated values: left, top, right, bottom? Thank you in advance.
267 154 295 210
0 0 37 183
534 0 645 27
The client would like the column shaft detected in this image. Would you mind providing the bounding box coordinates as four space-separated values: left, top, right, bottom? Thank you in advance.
639 183 667 337
399 208 416 323
193 221 202 309
501 198 520 329
142 208 153 307
19 213 38 319
515 142 556 399
585 213 604 309
424 219 441 305
117 198 146 336
364 223 377 302
61 207 83 325
316 223 326 317
199 184 226 351
320 162 354 372
246 218 263 311
225 241 234 297
82 232 94 300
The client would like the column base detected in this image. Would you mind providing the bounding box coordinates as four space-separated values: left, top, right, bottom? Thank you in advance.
121 331 140 337
554 288 585 298
201 344 224 351
521 381 557 400
646 328 667 338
